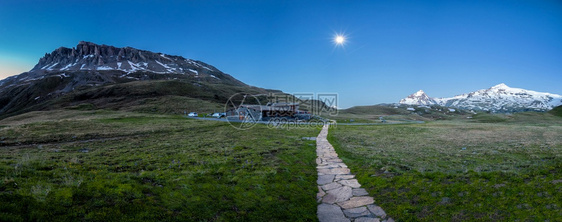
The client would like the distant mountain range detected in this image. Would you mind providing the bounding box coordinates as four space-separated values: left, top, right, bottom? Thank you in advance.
399 83 562 112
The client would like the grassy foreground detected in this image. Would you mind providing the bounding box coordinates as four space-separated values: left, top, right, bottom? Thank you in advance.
329 113 562 221
0 110 320 221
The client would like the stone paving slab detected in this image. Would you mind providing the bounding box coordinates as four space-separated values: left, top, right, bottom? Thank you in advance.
338 179 362 188
316 124 393 222
337 196 375 209
322 186 353 204
343 206 370 218
318 175 335 185
367 205 387 218
318 167 351 175
335 175 355 181
322 182 343 191
352 188 370 196
318 203 349 222
355 217 381 222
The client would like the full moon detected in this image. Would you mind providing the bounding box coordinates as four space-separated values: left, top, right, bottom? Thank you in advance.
335 35 345 45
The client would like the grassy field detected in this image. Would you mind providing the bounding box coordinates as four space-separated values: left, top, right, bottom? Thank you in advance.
330 104 471 124
2 106 561 221
329 112 562 221
0 110 320 221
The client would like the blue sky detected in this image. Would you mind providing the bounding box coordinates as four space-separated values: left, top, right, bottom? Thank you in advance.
1 0 561 108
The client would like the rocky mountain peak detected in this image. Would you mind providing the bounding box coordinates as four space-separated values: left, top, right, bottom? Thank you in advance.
29 41 226 78
413 90 426 96
399 89 436 106
1 41 247 103
491 83 509 89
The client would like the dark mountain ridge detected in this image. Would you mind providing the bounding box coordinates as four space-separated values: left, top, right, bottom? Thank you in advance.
0 42 278 118
4 41 245 86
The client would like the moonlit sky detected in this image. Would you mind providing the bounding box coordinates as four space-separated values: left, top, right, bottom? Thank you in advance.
1 0 561 108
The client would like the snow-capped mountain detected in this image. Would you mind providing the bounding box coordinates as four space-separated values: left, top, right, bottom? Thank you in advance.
399 90 437 106
399 83 562 112
0 41 251 117
0 41 245 90
33 41 217 75
0 41 249 90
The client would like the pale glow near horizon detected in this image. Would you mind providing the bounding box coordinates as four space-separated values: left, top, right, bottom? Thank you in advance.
0 55 34 80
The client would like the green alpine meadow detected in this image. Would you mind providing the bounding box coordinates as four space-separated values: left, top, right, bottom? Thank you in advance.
1 1 561 220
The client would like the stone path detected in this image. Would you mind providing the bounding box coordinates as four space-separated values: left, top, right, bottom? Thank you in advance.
316 124 394 222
